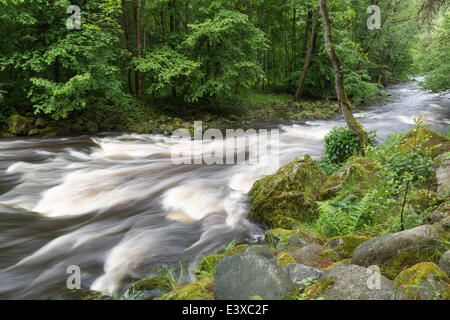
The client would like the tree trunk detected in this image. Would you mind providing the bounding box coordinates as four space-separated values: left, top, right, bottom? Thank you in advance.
169 0 177 99
318 0 369 151
291 8 296 73
295 6 319 100
122 1 134 95
136 0 143 100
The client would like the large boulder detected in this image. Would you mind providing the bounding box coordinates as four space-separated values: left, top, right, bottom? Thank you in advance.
248 154 327 228
436 158 450 195
326 235 370 259
282 263 324 290
318 264 403 300
244 246 275 259
351 225 443 279
214 253 296 300
402 128 450 158
320 157 378 200
352 225 440 266
6 115 33 135
438 250 450 276
395 262 449 300
291 244 326 267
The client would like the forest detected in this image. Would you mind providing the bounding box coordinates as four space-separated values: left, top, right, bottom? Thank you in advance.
0 0 448 131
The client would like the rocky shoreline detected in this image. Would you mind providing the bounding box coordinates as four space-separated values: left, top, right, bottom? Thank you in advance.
0 99 341 138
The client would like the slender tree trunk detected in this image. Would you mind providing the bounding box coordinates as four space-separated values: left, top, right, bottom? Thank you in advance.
169 0 177 99
136 0 143 100
319 0 369 151
295 6 319 100
291 8 296 73
304 9 312 50
122 1 134 95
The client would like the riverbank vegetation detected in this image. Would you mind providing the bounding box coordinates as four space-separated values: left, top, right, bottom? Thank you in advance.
0 0 449 137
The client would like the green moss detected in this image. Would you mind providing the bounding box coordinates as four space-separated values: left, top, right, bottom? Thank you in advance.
265 228 327 248
325 235 370 259
320 258 352 271
402 128 450 158
128 275 172 296
225 244 249 256
7 114 32 135
248 155 327 228
381 250 441 280
315 249 341 268
303 278 335 300
320 157 378 200
395 262 449 299
277 252 296 268
156 279 214 300
28 128 40 136
197 254 225 275
80 290 110 300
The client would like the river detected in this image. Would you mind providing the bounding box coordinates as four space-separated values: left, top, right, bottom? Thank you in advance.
0 80 448 299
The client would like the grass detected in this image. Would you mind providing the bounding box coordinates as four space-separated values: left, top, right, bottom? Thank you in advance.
239 91 294 110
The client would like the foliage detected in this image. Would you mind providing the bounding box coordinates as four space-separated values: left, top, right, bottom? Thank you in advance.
317 193 372 237
317 118 443 238
324 127 360 163
1 0 435 120
414 12 450 92
183 8 266 102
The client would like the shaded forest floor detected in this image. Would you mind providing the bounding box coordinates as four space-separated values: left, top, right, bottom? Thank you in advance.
0 91 357 138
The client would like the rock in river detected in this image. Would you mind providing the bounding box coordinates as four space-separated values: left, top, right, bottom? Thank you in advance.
214 252 296 300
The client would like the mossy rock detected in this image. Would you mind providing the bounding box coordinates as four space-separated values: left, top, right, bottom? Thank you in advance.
320 259 352 271
7 114 33 135
28 128 41 136
402 128 450 158
35 117 48 128
277 252 296 268
303 278 335 300
326 235 370 259
197 254 226 275
315 249 341 268
265 228 326 248
80 290 112 300
224 244 249 256
395 262 449 300
128 275 172 296
381 250 442 280
248 154 327 228
352 224 444 279
156 279 214 300
320 157 378 200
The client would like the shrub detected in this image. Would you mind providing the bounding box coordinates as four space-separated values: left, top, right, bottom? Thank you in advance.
324 127 360 163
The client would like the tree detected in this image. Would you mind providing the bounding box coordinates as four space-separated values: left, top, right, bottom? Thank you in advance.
318 0 370 151
295 5 319 100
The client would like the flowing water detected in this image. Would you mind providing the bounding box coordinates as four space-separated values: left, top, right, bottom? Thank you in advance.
0 80 448 299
